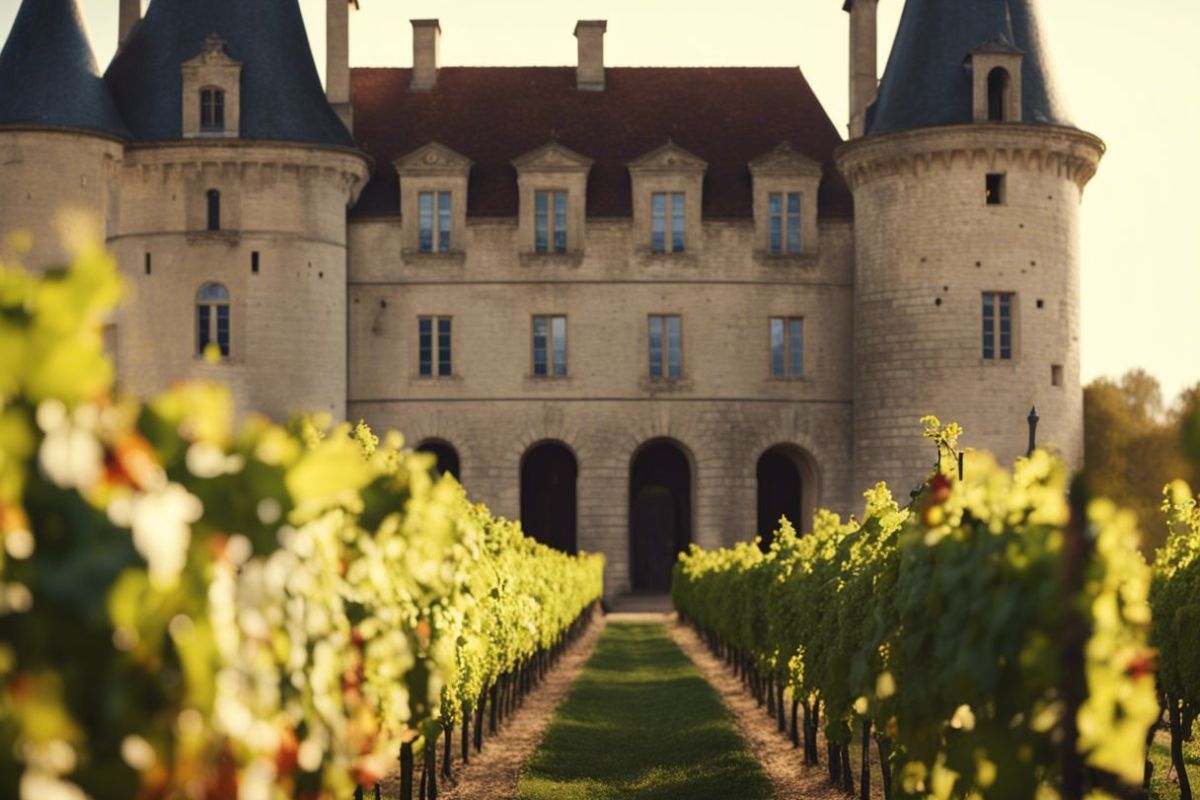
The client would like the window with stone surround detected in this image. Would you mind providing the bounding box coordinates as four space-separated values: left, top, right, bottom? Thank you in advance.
535 190 569 254
651 192 686 253
419 316 453 377
628 143 705 257
418 191 453 253
770 317 804 378
532 315 567 377
200 87 225 133
206 190 221 231
512 142 592 257
982 292 1014 360
749 144 822 259
649 315 682 380
394 143 472 259
768 193 803 255
196 283 230 359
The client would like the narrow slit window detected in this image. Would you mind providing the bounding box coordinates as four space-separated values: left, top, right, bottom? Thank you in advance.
196 282 231 359
986 174 1005 206
982 292 1014 360
251 251 259 274
532 315 568 378
144 253 152 275
206 190 221 231
1052 364 1064 387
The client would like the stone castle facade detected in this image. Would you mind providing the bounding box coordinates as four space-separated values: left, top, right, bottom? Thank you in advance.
0 0 1103 595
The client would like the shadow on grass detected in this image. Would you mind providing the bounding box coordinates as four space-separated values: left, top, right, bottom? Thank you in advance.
516 622 775 800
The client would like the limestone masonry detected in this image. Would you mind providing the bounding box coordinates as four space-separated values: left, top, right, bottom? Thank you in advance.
0 0 1103 596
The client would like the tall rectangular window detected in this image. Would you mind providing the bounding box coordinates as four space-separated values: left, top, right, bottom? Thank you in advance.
770 317 804 378
651 192 686 253
200 88 225 133
768 192 803 255
649 315 682 379
418 316 452 376
535 190 568 253
532 315 567 377
982 292 1014 360
418 191 452 254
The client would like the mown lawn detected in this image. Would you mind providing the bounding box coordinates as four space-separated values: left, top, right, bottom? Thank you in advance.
516 621 775 800
1150 719 1199 799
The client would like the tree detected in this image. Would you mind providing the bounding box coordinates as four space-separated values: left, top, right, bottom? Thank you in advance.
1083 371 1197 553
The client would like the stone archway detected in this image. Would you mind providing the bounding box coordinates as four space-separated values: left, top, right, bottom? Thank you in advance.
416 439 460 480
629 439 692 591
756 444 819 549
520 441 578 554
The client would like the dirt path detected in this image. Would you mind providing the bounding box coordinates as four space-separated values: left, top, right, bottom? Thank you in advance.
668 617 885 800
427 610 607 800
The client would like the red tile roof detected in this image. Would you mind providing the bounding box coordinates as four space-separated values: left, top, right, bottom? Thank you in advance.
350 67 854 220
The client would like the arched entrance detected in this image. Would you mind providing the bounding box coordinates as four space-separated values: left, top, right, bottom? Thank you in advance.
416 440 460 480
756 445 818 549
629 440 691 591
520 441 578 554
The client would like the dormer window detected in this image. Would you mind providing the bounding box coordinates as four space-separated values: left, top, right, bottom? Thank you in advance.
768 193 803 255
535 190 569 253
749 143 822 259
394 143 473 261
969 44 1023 124
651 192 686 253
512 142 593 258
181 34 242 138
627 142 706 257
418 191 453 253
200 88 225 133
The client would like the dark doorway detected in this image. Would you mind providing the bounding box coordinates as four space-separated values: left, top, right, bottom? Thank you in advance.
520 442 578 554
416 440 459 480
757 447 804 550
629 440 691 591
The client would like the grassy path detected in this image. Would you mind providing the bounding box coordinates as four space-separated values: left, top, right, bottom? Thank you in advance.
516 620 775 800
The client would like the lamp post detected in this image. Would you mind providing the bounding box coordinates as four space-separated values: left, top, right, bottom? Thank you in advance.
1027 406 1040 457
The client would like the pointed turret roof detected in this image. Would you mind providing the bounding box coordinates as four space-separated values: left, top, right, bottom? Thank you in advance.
867 0 1071 136
105 0 355 148
0 0 129 138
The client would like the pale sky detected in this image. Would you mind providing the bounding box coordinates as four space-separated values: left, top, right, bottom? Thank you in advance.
2 0 1198 401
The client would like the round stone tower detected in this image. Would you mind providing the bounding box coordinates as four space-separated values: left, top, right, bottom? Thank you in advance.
0 0 128 269
103 0 369 420
836 0 1104 492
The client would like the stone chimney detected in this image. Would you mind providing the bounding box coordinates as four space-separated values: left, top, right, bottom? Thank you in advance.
327 0 356 131
844 0 879 138
574 20 606 91
119 0 141 47
411 19 441 91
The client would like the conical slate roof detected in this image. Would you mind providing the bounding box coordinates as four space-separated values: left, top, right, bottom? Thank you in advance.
105 0 354 148
0 0 129 137
867 0 1071 136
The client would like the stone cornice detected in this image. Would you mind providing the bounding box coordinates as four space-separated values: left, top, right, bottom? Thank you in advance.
122 141 370 203
835 124 1105 191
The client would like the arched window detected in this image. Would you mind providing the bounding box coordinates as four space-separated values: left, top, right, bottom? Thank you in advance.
520 441 578 554
206 190 221 231
200 87 226 133
196 283 231 358
987 67 1010 122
